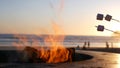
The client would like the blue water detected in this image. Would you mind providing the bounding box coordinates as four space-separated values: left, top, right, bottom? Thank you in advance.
0 34 120 48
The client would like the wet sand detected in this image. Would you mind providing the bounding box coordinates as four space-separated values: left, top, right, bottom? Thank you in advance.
84 48 120 54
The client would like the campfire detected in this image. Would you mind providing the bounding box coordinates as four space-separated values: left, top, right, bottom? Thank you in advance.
13 34 75 63
21 46 75 63
13 23 75 63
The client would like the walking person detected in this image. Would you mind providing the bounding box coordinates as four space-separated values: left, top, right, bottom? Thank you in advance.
88 41 90 48
106 41 109 49
76 45 80 50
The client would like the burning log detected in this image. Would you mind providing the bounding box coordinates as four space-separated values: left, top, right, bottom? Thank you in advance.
21 46 75 63
21 46 39 63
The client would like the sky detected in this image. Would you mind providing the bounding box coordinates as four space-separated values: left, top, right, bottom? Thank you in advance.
1 0 120 36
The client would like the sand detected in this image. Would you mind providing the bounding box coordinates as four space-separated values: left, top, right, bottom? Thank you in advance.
82 47 120 54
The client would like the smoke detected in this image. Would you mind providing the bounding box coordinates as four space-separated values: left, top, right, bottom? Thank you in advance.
59 0 64 13
49 0 65 35
49 0 64 13
49 0 64 20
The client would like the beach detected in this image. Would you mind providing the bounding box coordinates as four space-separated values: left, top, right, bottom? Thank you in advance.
1 48 120 68
1 45 120 68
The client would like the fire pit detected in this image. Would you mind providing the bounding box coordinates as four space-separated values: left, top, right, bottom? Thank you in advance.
21 46 75 63
0 46 93 63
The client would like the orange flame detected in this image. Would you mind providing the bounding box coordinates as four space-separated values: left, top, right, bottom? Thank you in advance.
40 21 70 63
38 22 69 63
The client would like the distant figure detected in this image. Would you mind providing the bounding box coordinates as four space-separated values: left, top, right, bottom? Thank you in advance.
106 42 109 48
82 42 87 50
76 45 80 50
88 41 90 48
77 45 79 48
84 41 87 46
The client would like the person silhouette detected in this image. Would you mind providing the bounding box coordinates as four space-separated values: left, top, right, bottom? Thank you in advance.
76 45 80 50
106 41 109 48
88 41 90 48
82 42 87 50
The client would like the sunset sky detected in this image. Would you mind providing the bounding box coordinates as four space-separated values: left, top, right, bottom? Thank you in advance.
0 0 120 36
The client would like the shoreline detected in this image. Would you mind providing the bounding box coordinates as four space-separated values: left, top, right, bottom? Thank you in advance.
1 46 120 54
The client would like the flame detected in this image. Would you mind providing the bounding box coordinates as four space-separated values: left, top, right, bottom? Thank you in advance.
38 22 70 63
38 22 69 63
40 24 69 63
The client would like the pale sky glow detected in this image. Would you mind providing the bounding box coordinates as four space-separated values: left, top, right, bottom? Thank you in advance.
0 0 120 36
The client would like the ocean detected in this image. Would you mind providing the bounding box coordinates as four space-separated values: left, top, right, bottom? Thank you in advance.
0 34 120 48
